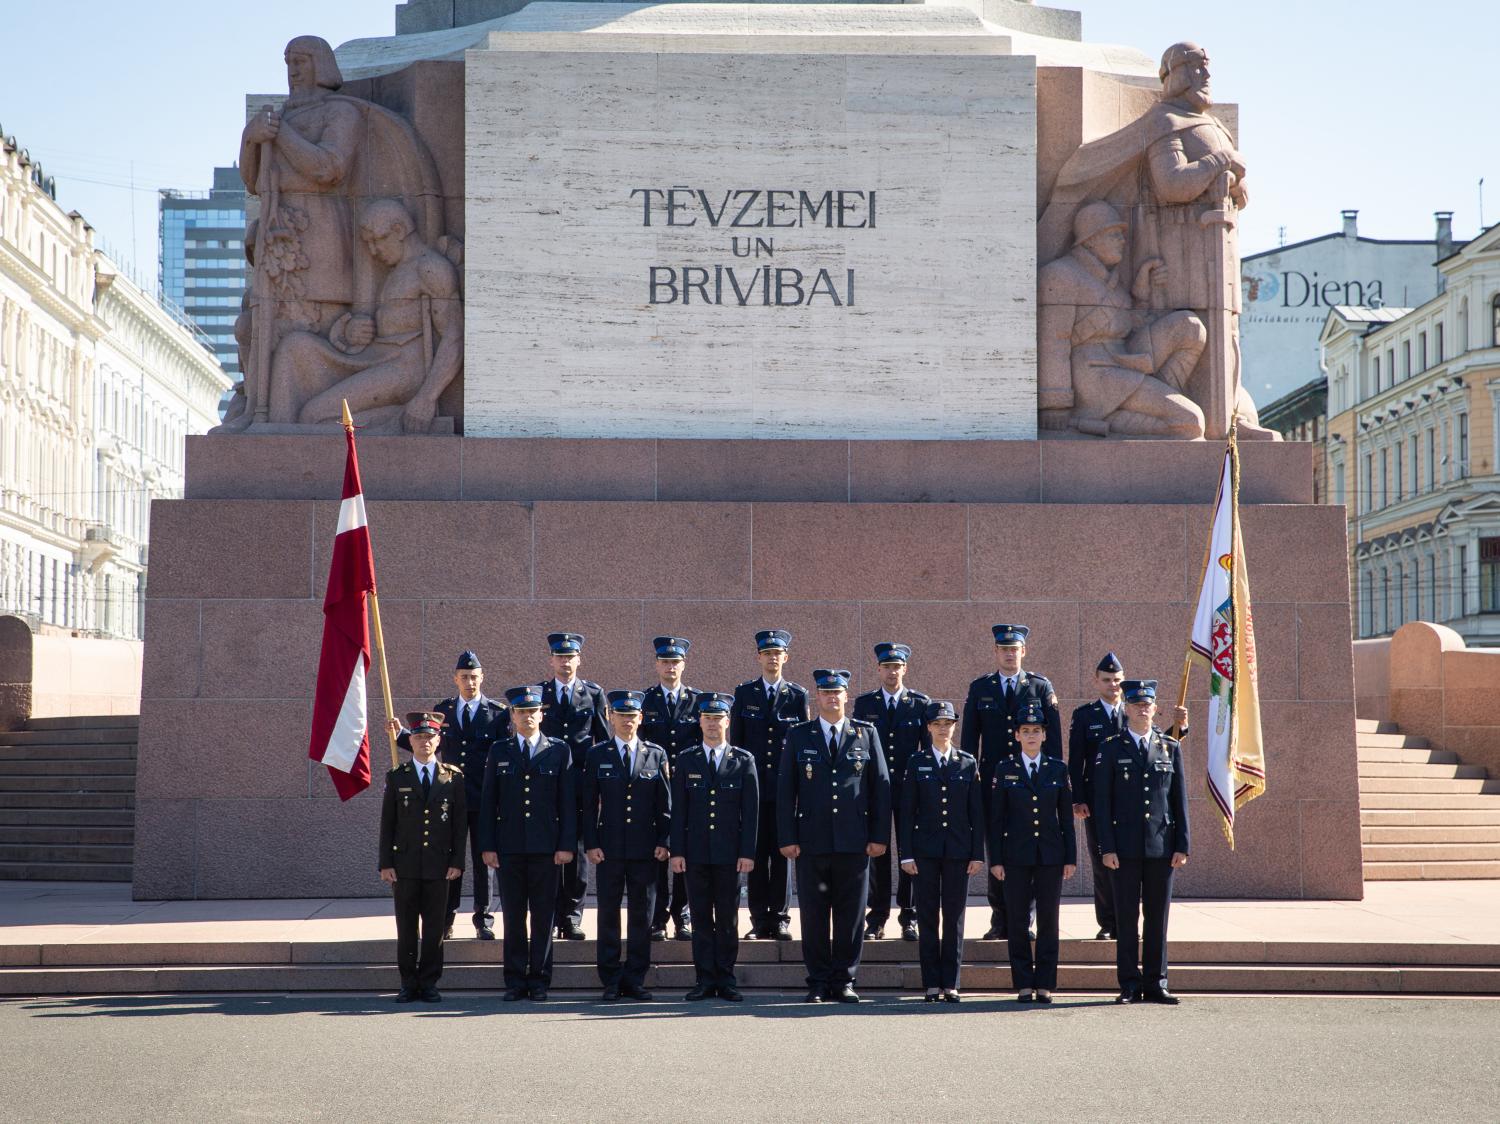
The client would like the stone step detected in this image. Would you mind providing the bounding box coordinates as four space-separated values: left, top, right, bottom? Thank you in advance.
1363 825 1500 844
0 824 134 845
0 861 132 882
0 842 134 864
1 960 1496 996
1356 762 1489 780
0 729 139 747
1363 861 1500 880
23 715 139 731
0 774 136 793
1356 746 1459 765
0 744 137 762
1354 733 1430 750
1357 777 1500 795
0 792 135 811
1354 718 1399 734
1361 809 1500 827
0 759 138 777
1362 842 1500 862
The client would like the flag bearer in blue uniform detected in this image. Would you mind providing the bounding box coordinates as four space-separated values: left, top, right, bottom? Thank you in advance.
480 686 576 1002
1094 679 1190 1006
582 690 672 1001
670 693 759 1002
898 701 984 1003
778 668 891 1004
989 701 1077 1003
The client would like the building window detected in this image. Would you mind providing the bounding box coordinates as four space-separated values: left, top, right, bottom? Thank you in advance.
1426 553 1437 621
1373 355 1381 392
1381 568 1391 634
1482 539 1500 613
1362 453 1373 512
1394 442 1404 502
1409 435 1419 496
1458 544 1469 617
1459 413 1469 475
1333 459 1346 505
1436 322 1445 362
1403 340 1411 379
1493 294 1500 348
1379 448 1389 508
1418 332 1427 371
1387 349 1396 384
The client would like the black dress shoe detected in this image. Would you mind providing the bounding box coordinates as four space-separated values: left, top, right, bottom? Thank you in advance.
1017 990 1036 1003
803 988 823 1003
560 921 586 941
444 925 454 940
901 922 919 942
685 984 714 1001
649 927 667 942
623 985 654 1001
744 927 763 940
719 986 744 1002
1143 988 1180 1005
530 986 549 1001
865 923 885 940
419 987 442 1003
924 991 940 1003
503 988 527 1002
1095 928 1114 941
981 927 1004 940
834 984 861 1004
1115 985 1141 1005
674 925 694 941
943 990 961 1004
1034 990 1053 1004
774 921 793 941
602 985 621 1001
476 927 496 941
395 987 418 1004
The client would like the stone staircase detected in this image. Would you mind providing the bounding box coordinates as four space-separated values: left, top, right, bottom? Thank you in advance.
0 716 137 882
1358 718 1500 880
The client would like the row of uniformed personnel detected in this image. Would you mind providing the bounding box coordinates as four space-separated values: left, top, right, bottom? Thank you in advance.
380 626 1189 1004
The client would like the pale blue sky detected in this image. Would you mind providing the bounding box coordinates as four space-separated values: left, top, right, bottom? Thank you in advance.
2 0 1491 288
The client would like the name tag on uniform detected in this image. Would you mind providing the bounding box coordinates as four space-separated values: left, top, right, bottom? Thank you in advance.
398 787 413 792
916 766 933 773
742 705 763 718
1002 773 1020 782
688 773 703 780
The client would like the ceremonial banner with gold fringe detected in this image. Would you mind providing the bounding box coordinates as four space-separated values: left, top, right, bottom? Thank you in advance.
1187 424 1267 847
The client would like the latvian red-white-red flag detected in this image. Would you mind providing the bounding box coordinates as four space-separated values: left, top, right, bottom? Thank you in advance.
307 424 376 800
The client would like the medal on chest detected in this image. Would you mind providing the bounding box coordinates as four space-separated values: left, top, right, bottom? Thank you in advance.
805 761 814 780
440 798 450 823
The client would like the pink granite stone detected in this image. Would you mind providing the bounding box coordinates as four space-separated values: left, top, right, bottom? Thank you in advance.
130 799 199 900
183 435 464 500
1239 505 1351 604
1256 701 1361 802
847 441 1041 503
148 501 314 599
313 500 532 601
1296 602 1358 702
535 502 752 601
141 601 202 700
137 699 314 801
657 440 850 502
752 504 968 602
969 504 1188 604
190 798 381 899
1173 797 1303 898
1244 602 1298 702
1039 441 1312 505
1077 601 1196 699
1298 800 1366 899
461 439 658 501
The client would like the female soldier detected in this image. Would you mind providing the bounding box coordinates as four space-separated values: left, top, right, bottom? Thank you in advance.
899 701 985 1003
989 701 1077 1003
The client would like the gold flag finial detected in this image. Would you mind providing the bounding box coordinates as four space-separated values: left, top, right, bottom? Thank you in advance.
340 399 354 434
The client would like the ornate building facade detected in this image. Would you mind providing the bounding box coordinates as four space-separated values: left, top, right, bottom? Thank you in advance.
1324 223 1500 644
0 130 229 640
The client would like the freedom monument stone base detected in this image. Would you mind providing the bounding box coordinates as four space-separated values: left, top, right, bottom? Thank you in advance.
133 436 1362 901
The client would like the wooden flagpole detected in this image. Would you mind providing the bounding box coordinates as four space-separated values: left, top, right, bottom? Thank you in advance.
341 400 399 769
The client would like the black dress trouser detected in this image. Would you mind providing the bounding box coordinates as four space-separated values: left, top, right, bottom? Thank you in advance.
595 857 659 989
866 803 916 929
686 863 742 988
796 852 869 990
911 858 969 990
393 876 449 992
447 807 494 930
747 801 789 931
499 854 560 991
1113 856 1174 992
652 863 692 931
1002 863 1064 991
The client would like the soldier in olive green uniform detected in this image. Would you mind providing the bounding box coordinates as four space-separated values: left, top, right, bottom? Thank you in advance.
379 711 467 1003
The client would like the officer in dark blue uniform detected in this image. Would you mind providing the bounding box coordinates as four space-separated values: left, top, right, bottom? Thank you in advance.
582 690 672 1002
778 668 891 1003
898 701 983 1003
670 693 759 1002
640 636 700 942
538 631 608 940
480 685 576 1002
731 629 810 941
390 649 509 940
989 700 1077 1003
379 711 466 1003
852 642 930 942
961 624 1062 940
1094 679 1190 1006
1069 654 1190 942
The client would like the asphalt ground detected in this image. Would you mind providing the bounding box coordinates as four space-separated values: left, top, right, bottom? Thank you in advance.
4 993 1498 1123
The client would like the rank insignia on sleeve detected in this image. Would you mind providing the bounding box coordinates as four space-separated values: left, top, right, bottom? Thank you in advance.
1048 693 1058 706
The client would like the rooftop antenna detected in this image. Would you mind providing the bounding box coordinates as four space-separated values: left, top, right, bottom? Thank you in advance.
1278 225 1286 247
1480 178 1486 228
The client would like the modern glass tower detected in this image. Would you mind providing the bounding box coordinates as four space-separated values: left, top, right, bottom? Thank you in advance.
158 166 248 402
